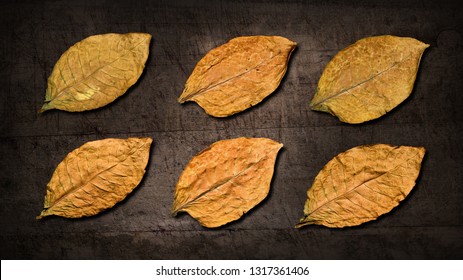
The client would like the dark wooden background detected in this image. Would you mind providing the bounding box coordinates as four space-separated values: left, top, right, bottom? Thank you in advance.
1 0 462 259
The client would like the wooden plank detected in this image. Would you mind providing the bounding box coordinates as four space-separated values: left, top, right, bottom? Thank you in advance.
1 0 462 259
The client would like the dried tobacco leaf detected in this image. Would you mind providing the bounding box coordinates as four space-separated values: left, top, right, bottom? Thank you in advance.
39 33 151 112
296 144 425 228
178 36 297 117
172 137 283 228
310 35 429 124
37 137 152 219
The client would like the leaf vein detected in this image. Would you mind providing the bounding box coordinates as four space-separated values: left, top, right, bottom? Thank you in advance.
311 53 414 107
50 36 149 101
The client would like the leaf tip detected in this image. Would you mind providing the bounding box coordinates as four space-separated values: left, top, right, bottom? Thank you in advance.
143 137 153 145
129 137 153 147
295 216 314 229
177 90 190 103
416 146 426 157
129 32 152 42
419 40 430 49
144 33 152 40
309 94 322 111
408 145 426 157
309 100 329 114
36 210 48 220
295 221 308 229
274 142 284 151
171 203 181 216
38 103 53 113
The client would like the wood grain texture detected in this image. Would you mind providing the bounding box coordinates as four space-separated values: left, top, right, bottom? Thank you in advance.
1 0 462 259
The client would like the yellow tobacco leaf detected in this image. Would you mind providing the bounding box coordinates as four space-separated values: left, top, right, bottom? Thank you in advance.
37 137 152 219
296 144 425 228
310 35 429 123
178 36 297 117
39 33 151 112
173 137 283 228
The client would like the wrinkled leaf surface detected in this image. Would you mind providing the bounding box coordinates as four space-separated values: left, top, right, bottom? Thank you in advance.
178 36 296 117
297 144 425 228
37 137 152 219
173 137 283 228
310 35 428 123
40 33 151 112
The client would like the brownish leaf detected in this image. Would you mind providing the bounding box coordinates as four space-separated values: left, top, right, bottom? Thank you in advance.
172 137 283 228
296 144 425 228
178 36 296 117
310 35 428 123
40 33 151 112
37 137 152 219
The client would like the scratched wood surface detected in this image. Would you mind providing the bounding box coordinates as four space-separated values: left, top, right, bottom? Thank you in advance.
1 0 462 259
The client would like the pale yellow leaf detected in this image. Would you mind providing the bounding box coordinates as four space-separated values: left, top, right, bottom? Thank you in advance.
40 33 151 112
178 36 296 117
37 137 152 219
173 137 283 228
296 144 425 228
310 35 429 123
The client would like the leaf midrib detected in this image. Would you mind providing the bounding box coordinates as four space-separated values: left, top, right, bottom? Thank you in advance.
179 50 286 102
173 155 269 214
310 53 414 108
304 157 411 218
46 163 118 211
45 141 148 212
